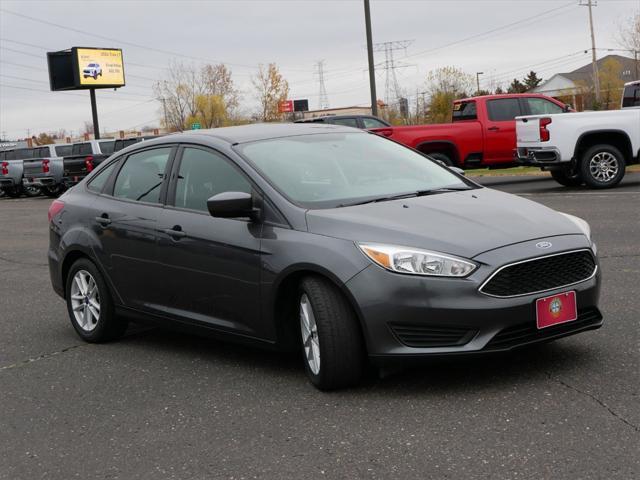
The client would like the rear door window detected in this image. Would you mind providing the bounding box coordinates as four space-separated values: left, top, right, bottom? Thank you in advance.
452 101 477 121
99 141 115 154
328 118 359 128
13 148 33 159
486 99 522 121
72 143 93 155
87 160 120 193
361 117 388 128
113 148 172 204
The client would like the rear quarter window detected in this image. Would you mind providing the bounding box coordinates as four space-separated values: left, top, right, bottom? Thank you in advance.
55 145 72 156
72 143 93 155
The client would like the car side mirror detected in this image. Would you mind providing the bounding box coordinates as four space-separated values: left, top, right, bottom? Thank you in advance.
449 166 465 176
207 192 260 220
563 104 573 112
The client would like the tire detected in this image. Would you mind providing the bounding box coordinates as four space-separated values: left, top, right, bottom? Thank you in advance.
22 185 41 197
93 73 98 79
550 168 583 187
428 152 454 167
41 185 64 198
1 187 21 198
298 276 365 390
65 258 128 343
580 144 626 189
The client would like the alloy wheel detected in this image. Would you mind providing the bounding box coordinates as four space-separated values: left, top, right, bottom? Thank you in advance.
589 152 619 183
300 293 321 375
70 269 101 332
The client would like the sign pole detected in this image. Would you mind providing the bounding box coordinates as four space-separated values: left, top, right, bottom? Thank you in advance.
89 88 100 140
364 0 378 116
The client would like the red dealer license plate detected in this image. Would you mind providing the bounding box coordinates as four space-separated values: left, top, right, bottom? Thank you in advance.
536 291 577 329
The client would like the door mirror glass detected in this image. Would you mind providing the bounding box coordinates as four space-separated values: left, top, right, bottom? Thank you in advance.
207 192 255 219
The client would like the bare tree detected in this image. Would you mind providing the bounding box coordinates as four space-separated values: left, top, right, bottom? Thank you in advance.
252 63 290 122
617 10 640 54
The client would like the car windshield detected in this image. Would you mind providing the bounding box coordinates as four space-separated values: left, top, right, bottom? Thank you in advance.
236 132 473 209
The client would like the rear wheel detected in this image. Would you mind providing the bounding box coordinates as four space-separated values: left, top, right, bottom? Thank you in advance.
22 185 41 197
65 258 128 342
2 186 21 198
580 144 626 189
550 168 583 187
299 276 365 390
41 185 64 198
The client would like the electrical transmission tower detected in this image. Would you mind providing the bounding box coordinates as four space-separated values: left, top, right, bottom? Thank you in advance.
315 60 330 110
372 40 413 106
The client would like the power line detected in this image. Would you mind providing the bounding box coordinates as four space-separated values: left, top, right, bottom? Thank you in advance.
373 40 413 105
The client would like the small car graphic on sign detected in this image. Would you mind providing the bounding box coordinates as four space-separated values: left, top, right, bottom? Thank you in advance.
83 63 102 80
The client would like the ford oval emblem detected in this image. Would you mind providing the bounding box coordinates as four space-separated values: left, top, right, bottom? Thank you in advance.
536 241 553 249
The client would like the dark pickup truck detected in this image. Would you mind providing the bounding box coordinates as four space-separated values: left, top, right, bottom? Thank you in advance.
61 140 115 187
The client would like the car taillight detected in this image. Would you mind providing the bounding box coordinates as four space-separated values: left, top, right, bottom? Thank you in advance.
85 156 94 172
539 117 552 142
1 162 8 176
42 159 50 173
48 200 65 222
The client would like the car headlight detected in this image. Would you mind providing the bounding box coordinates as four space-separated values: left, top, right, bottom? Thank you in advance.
357 243 477 277
558 212 591 240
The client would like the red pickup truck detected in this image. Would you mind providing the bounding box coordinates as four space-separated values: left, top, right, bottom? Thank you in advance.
373 94 570 168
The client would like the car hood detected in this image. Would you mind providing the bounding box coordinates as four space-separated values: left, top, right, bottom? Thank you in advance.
305 187 584 259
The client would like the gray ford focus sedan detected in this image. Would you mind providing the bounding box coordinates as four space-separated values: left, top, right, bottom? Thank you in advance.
48 124 601 390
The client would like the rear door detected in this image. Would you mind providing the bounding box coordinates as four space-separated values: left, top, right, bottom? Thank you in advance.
90 146 175 310
484 98 523 163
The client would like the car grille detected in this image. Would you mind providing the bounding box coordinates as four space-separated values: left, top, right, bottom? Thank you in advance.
389 323 478 348
484 307 602 351
480 250 596 297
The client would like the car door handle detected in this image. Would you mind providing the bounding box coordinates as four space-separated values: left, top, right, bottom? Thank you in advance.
162 227 186 239
488 126 500 132
95 215 111 226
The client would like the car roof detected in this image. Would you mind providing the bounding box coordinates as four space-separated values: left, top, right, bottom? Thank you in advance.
178 123 361 144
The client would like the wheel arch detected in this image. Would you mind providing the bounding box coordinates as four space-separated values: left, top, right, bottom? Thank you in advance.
574 130 633 164
414 140 461 165
270 264 368 352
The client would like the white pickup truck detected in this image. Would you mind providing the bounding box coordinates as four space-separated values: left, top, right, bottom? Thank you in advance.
516 80 640 188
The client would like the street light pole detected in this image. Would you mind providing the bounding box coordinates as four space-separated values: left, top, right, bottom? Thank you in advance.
364 0 378 116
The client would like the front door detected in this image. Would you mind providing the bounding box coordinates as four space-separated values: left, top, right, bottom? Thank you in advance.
484 98 523 164
153 146 264 338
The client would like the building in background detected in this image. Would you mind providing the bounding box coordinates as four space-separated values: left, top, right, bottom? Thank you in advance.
532 55 638 110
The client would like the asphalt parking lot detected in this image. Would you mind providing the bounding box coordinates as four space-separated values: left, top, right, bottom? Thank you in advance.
1 173 639 480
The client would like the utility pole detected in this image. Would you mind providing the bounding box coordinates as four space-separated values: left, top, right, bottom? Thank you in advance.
363 0 378 116
581 0 600 103
160 97 168 132
315 60 330 110
476 72 484 94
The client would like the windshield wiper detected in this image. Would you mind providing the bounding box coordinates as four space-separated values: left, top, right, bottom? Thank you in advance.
338 186 472 207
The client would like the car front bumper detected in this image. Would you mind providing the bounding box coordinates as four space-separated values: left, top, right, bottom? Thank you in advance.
346 236 602 362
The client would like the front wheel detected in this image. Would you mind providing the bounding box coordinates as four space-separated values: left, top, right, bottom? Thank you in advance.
580 145 626 189
428 152 454 167
550 168 583 187
65 258 128 342
299 277 365 390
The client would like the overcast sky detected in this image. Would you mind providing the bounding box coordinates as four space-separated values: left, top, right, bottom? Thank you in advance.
0 0 636 139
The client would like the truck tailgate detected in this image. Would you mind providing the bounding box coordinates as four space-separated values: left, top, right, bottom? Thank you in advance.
516 117 541 144
22 158 45 178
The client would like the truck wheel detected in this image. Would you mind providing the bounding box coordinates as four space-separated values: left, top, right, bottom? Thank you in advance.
298 276 365 390
22 185 41 197
429 152 454 166
580 145 626 189
2 187 21 198
42 185 64 198
550 168 583 187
